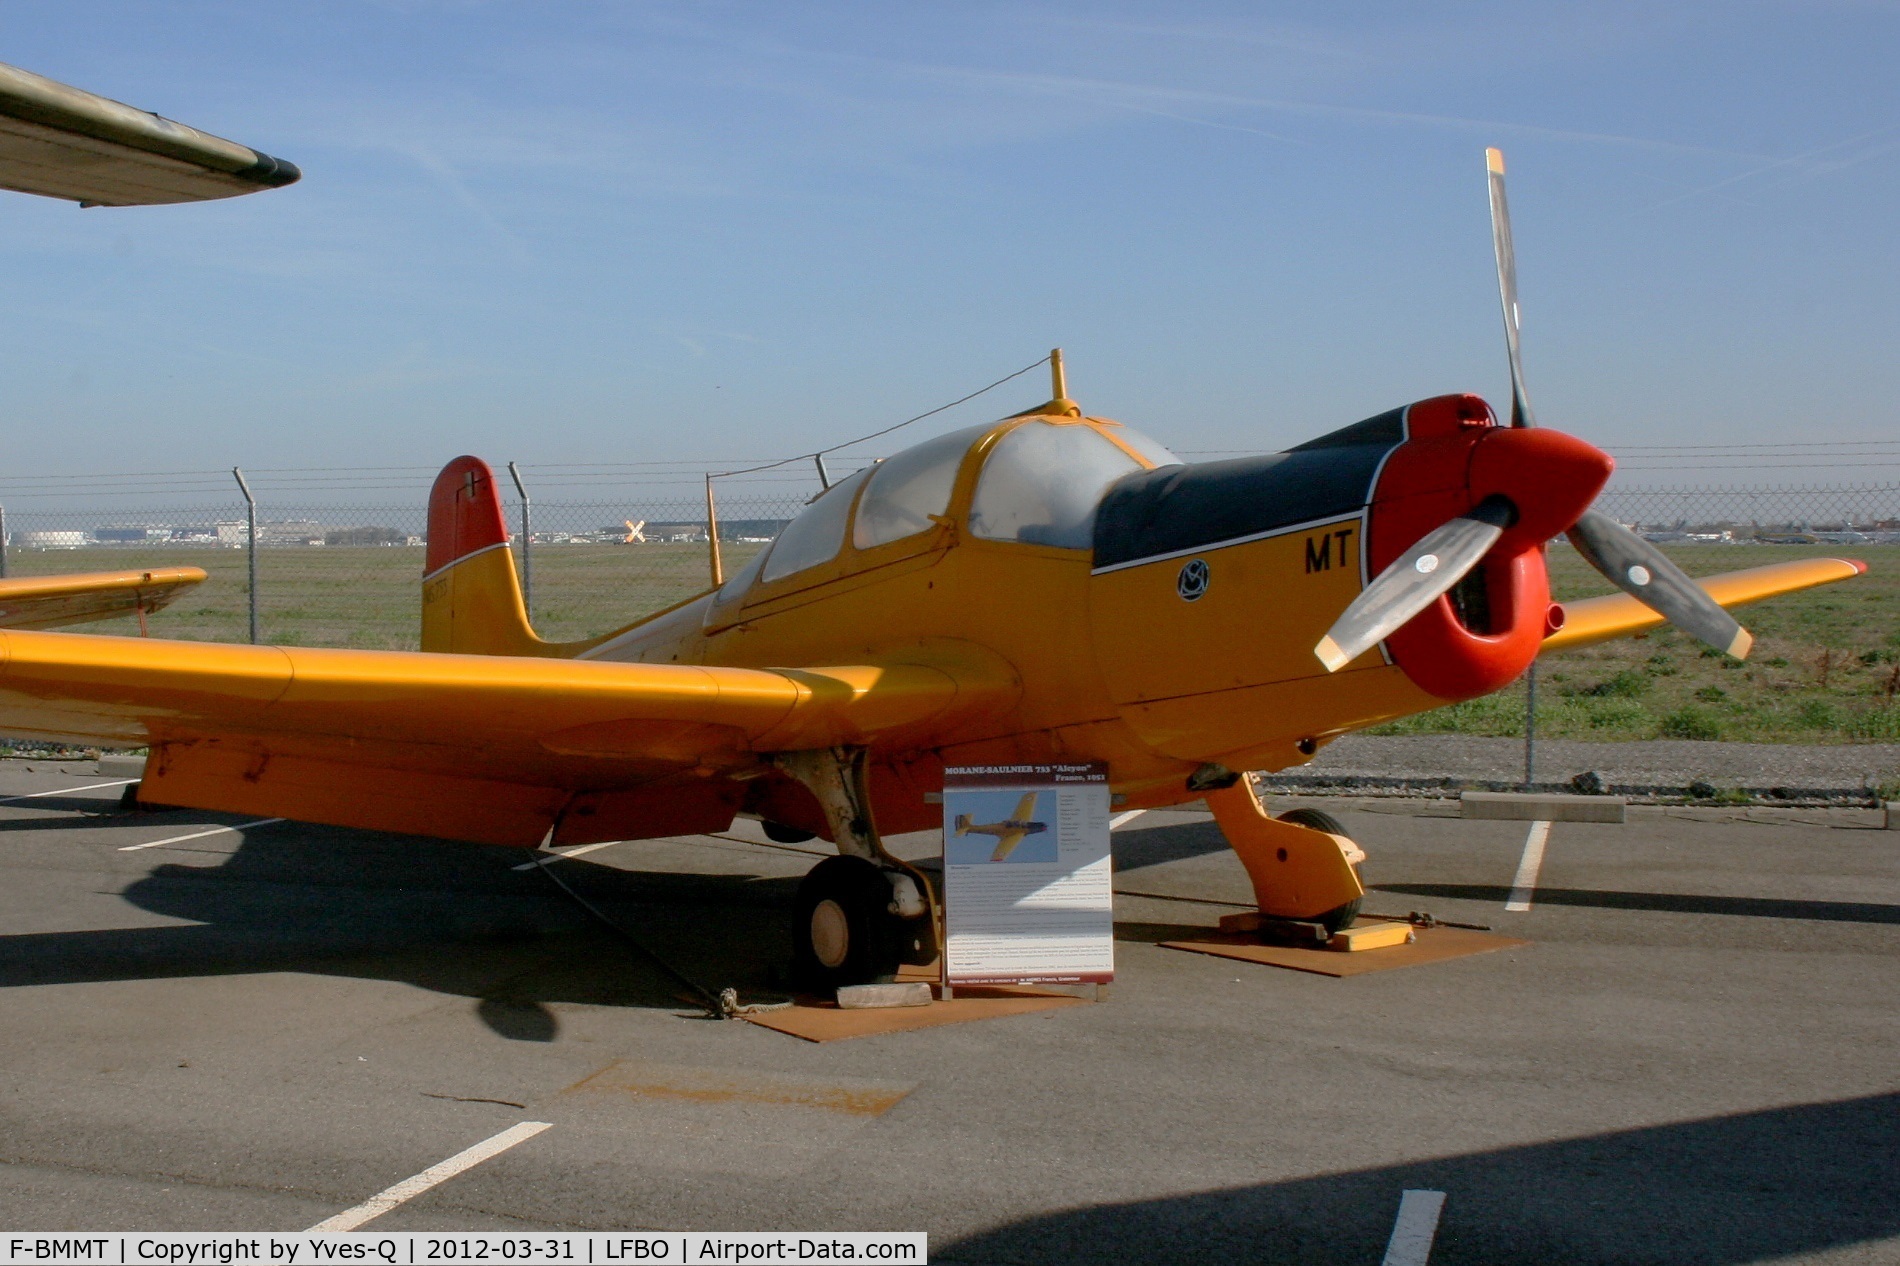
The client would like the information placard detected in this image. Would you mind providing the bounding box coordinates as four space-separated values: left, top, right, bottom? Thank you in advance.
941 762 1113 986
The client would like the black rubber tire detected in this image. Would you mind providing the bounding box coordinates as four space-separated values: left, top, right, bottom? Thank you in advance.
792 855 904 992
1274 807 1362 934
762 819 817 844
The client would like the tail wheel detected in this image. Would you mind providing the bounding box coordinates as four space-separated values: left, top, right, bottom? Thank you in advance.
792 855 905 992
1274 807 1363 934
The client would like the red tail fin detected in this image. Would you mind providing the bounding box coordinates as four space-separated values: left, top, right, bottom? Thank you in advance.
425 456 510 579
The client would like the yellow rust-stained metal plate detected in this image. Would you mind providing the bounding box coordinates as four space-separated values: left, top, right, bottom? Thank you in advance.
1162 925 1527 977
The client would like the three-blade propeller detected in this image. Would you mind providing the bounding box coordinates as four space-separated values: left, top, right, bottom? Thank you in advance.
1314 148 1753 672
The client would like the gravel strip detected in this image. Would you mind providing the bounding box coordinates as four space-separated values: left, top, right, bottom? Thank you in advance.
1261 734 1900 802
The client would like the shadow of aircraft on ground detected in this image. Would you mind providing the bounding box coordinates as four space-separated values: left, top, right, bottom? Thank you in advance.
0 818 799 1039
941 1092 1900 1265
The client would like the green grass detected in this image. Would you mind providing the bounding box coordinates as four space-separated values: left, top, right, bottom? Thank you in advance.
7 542 764 649
1371 543 1900 744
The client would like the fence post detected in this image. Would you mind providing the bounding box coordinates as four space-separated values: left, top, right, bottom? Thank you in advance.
507 460 532 622
232 467 258 645
0 502 8 578
1523 660 1538 789
704 475 724 588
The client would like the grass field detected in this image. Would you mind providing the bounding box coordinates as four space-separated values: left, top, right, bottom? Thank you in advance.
10 540 1894 744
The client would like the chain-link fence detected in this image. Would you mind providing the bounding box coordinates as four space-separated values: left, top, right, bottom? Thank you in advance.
1596 484 1900 540
1 474 1893 650
0 487 810 649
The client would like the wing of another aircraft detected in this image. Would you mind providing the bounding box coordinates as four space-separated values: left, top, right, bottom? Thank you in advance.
0 60 298 205
0 566 205 630
0 630 1018 847
1543 557 1866 653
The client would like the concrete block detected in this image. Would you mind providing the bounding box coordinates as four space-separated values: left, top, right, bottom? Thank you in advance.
1885 803 1900 830
835 982 933 1009
97 753 146 779
1461 791 1626 823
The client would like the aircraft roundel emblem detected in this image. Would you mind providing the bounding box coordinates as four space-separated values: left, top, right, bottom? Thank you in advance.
1177 558 1209 601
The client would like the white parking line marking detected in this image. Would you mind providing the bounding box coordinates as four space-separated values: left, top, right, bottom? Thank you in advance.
1110 809 1147 829
1381 1189 1447 1265
1505 820 1552 911
0 778 138 805
118 818 285 852
307 1117 554 1224
512 840 625 870
307 1120 552 1232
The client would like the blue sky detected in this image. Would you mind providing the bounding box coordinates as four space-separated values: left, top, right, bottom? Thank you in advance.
0 2 1894 488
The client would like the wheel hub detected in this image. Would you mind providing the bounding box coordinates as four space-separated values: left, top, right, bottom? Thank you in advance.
810 898 850 969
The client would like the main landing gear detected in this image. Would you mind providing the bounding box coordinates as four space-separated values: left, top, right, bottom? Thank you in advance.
793 855 932 991
1204 776 1367 935
1271 806 1363 933
772 748 938 993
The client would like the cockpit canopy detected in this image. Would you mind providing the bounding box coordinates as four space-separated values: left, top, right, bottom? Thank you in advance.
738 415 1180 594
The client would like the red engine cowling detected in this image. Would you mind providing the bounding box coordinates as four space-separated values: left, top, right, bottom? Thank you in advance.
1367 395 1612 700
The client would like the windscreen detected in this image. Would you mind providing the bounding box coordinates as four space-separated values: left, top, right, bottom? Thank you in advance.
853 423 987 549
760 466 871 582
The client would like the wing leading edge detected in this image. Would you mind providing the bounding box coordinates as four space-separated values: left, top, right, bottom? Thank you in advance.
0 60 299 205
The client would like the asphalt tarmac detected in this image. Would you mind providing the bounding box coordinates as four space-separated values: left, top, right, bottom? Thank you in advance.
0 760 1895 1264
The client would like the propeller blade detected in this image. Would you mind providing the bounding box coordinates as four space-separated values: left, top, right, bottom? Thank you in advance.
1486 147 1537 429
1315 497 1516 672
1567 508 1753 658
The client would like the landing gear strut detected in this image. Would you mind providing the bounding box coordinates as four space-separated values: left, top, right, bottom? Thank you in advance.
772 748 938 993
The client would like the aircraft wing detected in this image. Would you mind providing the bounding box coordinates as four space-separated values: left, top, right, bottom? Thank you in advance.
1542 557 1866 654
0 60 299 206
1011 791 1039 821
0 630 1017 845
990 830 1030 863
0 567 205 630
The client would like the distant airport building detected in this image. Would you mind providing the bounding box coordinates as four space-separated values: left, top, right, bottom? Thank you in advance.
16 530 88 549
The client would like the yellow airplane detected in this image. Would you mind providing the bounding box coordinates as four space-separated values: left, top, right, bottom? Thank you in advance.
0 150 1865 991
954 792 1050 862
0 61 297 634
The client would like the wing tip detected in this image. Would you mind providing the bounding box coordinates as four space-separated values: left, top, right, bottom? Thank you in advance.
1485 147 1505 174
1314 636 1349 673
1726 628 1754 660
1846 557 1870 575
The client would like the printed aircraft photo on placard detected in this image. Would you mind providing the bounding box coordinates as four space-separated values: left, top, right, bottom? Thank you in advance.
0 59 298 634
0 150 1866 992
954 792 1051 862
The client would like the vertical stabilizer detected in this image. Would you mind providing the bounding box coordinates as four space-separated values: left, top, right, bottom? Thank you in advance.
421 456 543 655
